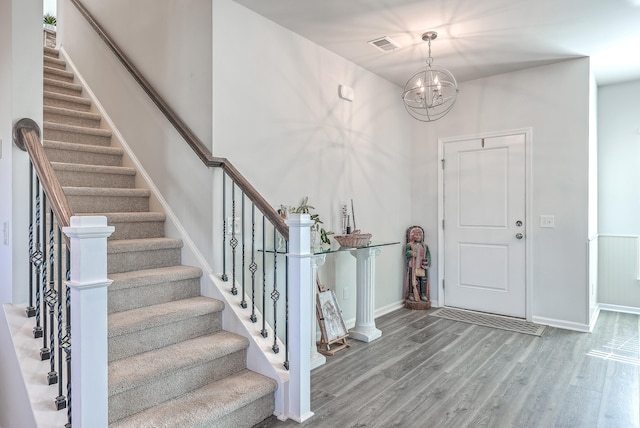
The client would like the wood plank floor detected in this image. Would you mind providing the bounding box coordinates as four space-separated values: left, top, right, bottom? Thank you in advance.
256 308 640 428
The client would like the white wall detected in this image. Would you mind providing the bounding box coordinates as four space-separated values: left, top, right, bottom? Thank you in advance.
212 0 412 321
0 0 43 305
411 58 592 328
597 79 640 310
598 79 640 235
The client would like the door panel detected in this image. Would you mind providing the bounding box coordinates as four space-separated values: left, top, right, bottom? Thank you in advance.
444 134 526 318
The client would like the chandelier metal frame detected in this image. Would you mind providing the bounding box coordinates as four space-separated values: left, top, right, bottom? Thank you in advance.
402 31 458 122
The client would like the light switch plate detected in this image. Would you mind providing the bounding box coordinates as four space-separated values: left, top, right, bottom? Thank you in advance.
540 215 555 228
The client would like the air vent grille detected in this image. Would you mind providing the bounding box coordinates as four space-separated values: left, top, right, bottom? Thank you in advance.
368 36 400 52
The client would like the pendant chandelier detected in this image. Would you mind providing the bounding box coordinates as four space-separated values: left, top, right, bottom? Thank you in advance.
402 31 458 122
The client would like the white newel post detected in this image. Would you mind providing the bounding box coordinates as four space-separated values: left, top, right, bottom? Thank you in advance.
63 216 114 428
284 214 314 423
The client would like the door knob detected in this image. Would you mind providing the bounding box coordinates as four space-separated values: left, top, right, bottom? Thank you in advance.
516 233 524 239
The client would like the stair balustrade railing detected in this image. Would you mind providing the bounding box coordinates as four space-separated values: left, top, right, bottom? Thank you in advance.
69 0 313 421
13 118 113 428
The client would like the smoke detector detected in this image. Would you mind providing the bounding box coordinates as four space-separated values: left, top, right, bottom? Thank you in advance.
368 36 400 52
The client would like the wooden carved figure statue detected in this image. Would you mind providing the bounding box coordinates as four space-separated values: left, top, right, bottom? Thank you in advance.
404 225 431 310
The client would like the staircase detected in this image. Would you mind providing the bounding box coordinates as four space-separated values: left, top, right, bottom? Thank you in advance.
42 46 277 427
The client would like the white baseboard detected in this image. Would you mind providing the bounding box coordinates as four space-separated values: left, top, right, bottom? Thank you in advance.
531 315 591 333
598 303 640 316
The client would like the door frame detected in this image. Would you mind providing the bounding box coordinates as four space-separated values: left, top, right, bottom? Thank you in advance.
437 127 533 320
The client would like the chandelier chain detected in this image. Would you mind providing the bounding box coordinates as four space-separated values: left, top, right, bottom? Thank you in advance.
427 38 433 67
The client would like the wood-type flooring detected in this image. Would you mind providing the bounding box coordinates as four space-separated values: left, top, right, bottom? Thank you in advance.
256 308 639 428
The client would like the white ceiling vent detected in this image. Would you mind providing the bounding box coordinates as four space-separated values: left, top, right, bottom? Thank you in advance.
368 36 400 52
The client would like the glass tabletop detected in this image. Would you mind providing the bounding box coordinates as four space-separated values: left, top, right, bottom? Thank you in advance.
311 241 400 255
259 241 400 255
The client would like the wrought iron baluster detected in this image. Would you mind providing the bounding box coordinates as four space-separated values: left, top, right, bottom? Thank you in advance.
249 204 257 323
33 178 43 339
230 182 238 295
240 193 247 308
40 198 50 359
64 248 71 428
44 208 58 381
55 226 66 410
26 163 36 318
261 216 267 338
221 173 228 282
271 228 280 354
284 240 289 370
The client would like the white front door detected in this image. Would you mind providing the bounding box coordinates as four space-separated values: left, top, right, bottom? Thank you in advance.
443 133 526 318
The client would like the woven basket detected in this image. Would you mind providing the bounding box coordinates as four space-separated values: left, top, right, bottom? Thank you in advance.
333 233 372 248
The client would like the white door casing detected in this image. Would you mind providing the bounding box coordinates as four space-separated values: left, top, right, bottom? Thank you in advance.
439 131 529 318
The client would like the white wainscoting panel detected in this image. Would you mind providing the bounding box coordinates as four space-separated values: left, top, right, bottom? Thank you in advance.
598 235 640 308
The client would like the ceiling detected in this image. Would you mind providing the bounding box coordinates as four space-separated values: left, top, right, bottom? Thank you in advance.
232 0 640 87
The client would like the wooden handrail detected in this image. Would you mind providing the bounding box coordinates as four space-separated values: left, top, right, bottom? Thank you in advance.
13 118 73 230
69 0 288 240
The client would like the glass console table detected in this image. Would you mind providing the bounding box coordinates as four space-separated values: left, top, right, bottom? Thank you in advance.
263 241 399 369
311 241 400 342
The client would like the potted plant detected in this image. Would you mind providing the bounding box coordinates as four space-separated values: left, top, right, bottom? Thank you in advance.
282 197 333 247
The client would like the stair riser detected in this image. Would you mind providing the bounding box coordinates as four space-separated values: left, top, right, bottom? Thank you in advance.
45 128 111 147
44 111 100 128
55 169 135 189
109 312 221 362
109 350 247 423
68 194 149 214
107 221 165 241
107 247 180 274
44 70 74 83
43 83 82 97
44 96 92 112
44 146 123 167
108 277 200 314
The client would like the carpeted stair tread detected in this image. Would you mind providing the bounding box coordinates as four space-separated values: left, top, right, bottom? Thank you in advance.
84 211 166 223
63 186 150 197
107 237 181 254
107 238 181 273
43 78 83 96
43 55 67 70
53 162 136 189
43 65 74 81
44 90 92 111
108 296 223 339
108 265 201 313
44 140 124 167
110 369 277 428
44 105 99 125
44 46 59 58
109 265 201 291
108 331 246 396
51 162 135 176
44 121 113 146
85 212 166 241
44 139 123 156
44 121 111 137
